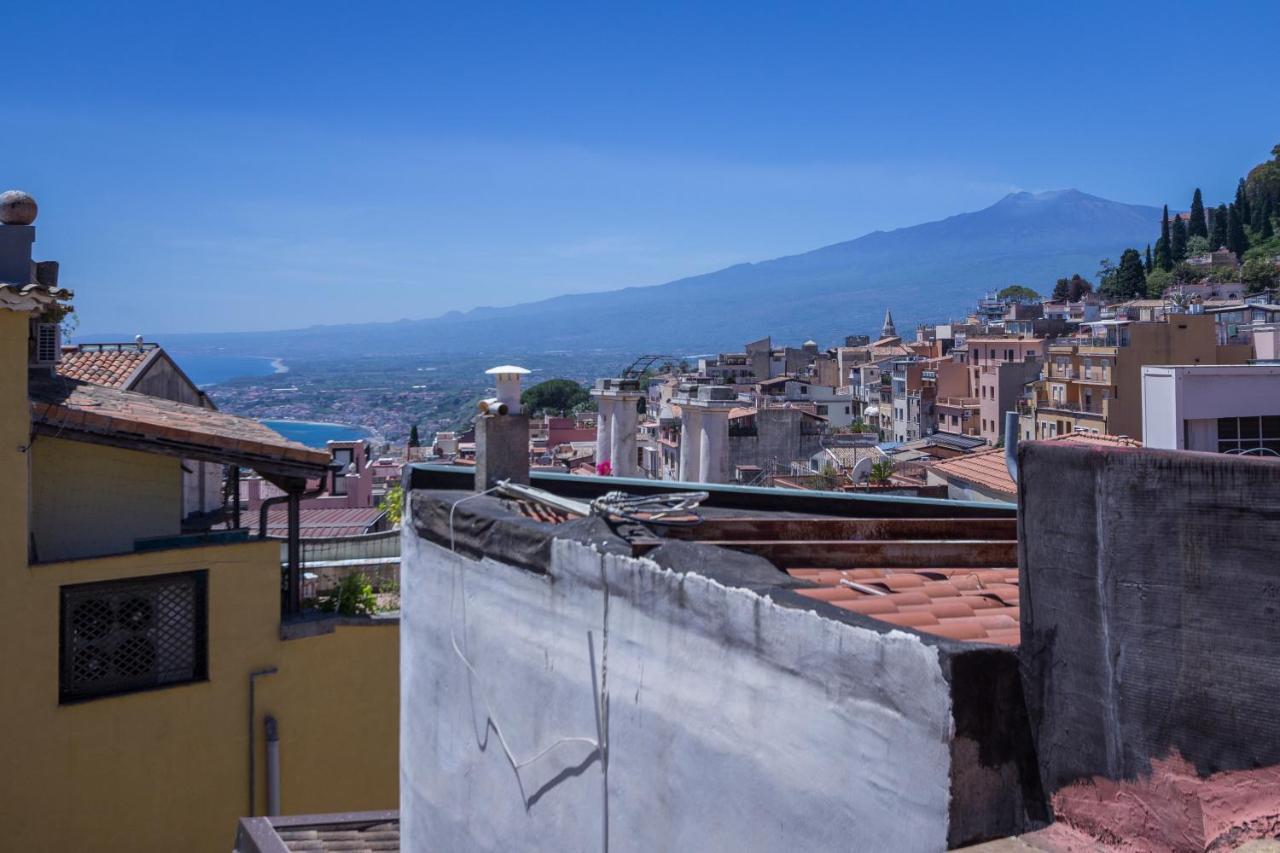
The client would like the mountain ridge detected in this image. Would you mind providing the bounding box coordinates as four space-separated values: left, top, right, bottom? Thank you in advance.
132 189 1160 357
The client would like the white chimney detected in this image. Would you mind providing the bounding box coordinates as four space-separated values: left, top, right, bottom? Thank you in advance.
484 365 530 415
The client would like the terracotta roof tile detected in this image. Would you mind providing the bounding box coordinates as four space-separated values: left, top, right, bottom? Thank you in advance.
929 432 1143 498
789 566 1022 646
57 346 153 388
29 375 330 474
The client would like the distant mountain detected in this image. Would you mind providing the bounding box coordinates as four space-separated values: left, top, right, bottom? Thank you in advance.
157 189 1161 358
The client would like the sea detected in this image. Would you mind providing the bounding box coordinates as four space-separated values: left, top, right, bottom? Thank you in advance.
261 420 372 448
179 354 283 387
176 354 370 448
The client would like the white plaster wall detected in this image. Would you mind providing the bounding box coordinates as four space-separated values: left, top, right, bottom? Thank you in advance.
401 526 954 852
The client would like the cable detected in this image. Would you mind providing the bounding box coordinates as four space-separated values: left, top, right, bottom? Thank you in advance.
588 489 709 527
446 487 608 831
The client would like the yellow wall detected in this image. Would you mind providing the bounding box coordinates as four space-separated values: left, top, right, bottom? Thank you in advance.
30 436 183 562
1 309 29 570
0 540 399 853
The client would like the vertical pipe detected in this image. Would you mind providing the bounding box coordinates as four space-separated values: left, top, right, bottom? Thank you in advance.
1004 410 1019 482
265 716 281 817
247 667 278 817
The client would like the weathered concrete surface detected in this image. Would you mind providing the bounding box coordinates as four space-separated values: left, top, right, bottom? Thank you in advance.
1018 442 1280 839
401 530 955 852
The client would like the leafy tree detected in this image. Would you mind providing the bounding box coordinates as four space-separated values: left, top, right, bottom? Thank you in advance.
1208 265 1242 283
1172 261 1208 284
1261 202 1275 240
521 378 591 415
408 424 420 447
1103 248 1146 301
998 284 1040 301
1210 204 1229 249
1145 268 1174 298
1227 204 1249 258
378 483 404 527
1242 257 1278 295
1184 235 1211 257
1170 215 1188 262
1188 188 1208 239
1052 274 1093 301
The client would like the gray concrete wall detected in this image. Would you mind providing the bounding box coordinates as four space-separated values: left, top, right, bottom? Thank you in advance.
728 408 824 472
1019 442 1280 794
401 529 956 852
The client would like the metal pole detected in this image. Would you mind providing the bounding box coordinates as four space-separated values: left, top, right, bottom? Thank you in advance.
230 466 241 529
265 716 281 816
287 491 301 615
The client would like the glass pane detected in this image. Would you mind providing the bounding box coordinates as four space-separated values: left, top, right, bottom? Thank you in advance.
1240 417 1261 440
1218 441 1236 454
1262 416 1280 439
1218 418 1238 439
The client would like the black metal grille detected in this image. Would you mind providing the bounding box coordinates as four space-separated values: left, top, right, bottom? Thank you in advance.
60 571 207 703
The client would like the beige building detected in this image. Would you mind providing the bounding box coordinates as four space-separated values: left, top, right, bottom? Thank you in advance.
1019 314 1250 441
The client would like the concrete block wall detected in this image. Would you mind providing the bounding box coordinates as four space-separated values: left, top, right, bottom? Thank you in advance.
1019 442 1280 794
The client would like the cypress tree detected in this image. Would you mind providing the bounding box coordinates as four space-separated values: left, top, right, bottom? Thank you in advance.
1188 188 1208 239
1157 206 1173 271
408 424 421 447
1144 243 1153 273
1227 204 1249 258
1235 179 1251 226
1210 204 1229 249
1116 248 1147 300
1261 200 1275 241
1171 215 1188 262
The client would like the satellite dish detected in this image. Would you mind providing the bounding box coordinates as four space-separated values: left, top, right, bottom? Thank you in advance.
851 456 873 482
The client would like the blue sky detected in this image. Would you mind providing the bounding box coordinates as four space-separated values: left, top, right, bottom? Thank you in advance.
6 1 1278 335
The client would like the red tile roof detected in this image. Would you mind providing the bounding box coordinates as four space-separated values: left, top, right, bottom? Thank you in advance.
29 376 330 476
790 567 1022 645
929 432 1143 497
264 506 388 538
57 346 154 388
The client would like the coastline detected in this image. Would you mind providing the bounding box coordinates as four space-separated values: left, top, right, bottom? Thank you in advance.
271 357 289 374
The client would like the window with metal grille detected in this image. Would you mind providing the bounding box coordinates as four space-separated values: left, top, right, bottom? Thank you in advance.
59 571 208 703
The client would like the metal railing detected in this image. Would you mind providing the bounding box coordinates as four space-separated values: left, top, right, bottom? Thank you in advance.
272 528 400 568
936 396 979 408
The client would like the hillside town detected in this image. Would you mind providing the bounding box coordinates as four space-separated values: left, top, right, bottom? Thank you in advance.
422 244 1280 505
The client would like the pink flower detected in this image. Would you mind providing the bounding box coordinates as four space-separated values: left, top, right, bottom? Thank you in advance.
596 461 613 476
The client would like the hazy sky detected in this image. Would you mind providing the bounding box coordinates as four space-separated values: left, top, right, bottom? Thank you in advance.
6 1 1278 335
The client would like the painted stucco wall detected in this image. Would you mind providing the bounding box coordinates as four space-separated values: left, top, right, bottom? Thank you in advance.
401 531 955 852
30 435 182 562
0 309 30 572
0 540 398 853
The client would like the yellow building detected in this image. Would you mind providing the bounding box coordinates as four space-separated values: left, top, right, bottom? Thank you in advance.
0 195 397 852
1018 314 1251 441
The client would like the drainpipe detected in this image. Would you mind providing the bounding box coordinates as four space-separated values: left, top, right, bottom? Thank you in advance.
1004 410 1019 483
265 716 281 816
247 667 278 816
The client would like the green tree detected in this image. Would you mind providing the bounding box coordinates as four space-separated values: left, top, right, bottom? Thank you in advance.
1210 204 1229 249
998 284 1040 301
1227 204 1249 258
1261 201 1275 240
1145 268 1174 298
1144 244 1153 273
1052 273 1093 301
1111 248 1147 301
521 378 591 415
1188 188 1208 239
378 483 404 527
1242 257 1278 295
1170 215 1188 262
1235 179 1252 226
1184 235 1211 257
1157 206 1173 270
408 424 420 447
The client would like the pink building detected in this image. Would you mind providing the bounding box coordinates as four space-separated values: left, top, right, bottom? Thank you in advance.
963 337 1047 444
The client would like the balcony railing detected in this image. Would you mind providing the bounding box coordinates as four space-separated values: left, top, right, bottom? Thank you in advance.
1027 398 1105 415
273 528 401 569
937 396 980 408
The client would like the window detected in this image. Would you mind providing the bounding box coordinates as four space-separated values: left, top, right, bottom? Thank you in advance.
1217 416 1280 456
60 571 208 703
1005 349 1014 361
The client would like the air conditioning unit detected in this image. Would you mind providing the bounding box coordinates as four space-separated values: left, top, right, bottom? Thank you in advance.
31 321 61 368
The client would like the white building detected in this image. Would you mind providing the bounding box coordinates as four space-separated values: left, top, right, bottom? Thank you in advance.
1141 365 1280 456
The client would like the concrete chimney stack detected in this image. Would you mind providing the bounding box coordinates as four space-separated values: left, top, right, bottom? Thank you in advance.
0 190 37 286
475 365 531 491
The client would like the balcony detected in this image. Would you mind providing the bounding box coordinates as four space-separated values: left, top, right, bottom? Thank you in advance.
936 396 980 409
1031 398 1105 416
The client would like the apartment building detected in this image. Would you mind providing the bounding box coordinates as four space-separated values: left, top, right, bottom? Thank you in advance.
1141 364 1280 455
1020 314 1249 441
960 336 1046 444
756 375 856 428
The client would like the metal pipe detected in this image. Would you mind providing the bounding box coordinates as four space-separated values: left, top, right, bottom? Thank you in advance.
259 494 290 539
286 492 301 614
247 667 278 816
230 465 241 529
1004 410 1019 483
265 716 281 816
